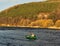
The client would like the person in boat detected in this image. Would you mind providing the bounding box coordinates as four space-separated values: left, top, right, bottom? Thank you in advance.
25 32 37 40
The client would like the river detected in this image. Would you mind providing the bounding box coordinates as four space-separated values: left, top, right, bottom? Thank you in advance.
0 28 60 46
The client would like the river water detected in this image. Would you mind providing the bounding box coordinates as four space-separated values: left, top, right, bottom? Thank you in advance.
0 28 60 46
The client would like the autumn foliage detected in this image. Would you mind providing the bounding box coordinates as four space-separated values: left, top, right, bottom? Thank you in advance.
0 1 60 28
29 19 54 28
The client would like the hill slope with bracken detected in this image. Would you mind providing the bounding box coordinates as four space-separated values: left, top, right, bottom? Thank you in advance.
0 1 60 28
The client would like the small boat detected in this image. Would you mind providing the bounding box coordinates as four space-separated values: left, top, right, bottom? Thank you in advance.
25 33 37 40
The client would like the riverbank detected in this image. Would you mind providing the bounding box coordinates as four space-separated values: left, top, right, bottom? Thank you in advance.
0 26 60 30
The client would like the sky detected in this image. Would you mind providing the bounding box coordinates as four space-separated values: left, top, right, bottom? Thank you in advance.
0 0 46 11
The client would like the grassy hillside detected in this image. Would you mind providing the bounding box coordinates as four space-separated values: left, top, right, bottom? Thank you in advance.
0 1 60 27
0 2 60 19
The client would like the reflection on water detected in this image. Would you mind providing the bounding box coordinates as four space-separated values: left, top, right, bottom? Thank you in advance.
0 28 60 46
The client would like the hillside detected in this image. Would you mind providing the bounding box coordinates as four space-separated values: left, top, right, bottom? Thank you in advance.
0 1 60 28
48 0 60 2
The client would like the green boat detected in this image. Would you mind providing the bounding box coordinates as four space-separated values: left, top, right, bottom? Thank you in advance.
25 33 37 40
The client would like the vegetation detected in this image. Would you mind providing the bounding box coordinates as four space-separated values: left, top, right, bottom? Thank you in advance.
47 0 60 1
29 19 54 28
55 20 60 27
48 9 60 23
0 1 60 28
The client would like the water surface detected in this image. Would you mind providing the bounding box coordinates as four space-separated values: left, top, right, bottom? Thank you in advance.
0 28 60 46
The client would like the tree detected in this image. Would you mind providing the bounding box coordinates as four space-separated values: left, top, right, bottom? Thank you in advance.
29 19 54 28
29 20 45 27
48 13 57 23
19 19 31 26
55 20 60 27
44 19 54 27
48 9 60 23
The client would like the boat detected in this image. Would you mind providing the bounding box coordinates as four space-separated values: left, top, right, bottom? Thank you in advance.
25 33 37 40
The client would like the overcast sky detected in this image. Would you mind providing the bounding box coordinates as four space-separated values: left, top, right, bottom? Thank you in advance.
0 0 46 11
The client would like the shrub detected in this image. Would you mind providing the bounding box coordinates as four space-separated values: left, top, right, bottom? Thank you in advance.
55 20 60 27
29 19 54 28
